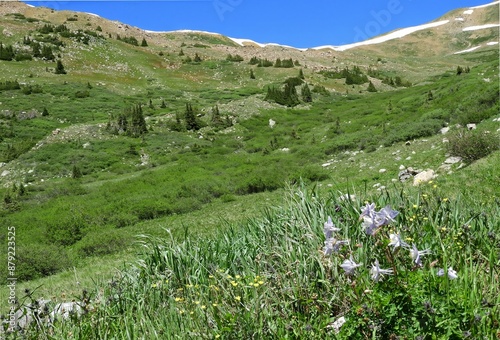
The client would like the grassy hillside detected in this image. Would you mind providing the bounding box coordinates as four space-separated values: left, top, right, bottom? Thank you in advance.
0 2 499 338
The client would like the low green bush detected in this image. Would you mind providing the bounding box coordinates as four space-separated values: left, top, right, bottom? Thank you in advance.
447 129 499 163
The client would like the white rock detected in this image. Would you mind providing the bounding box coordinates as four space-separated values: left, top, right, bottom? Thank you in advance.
1 170 10 177
440 127 450 134
413 170 435 186
444 156 462 164
399 165 406 170
269 119 276 128
466 123 476 130
379 168 387 173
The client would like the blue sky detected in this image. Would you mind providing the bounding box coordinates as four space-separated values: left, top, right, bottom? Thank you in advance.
24 0 496 48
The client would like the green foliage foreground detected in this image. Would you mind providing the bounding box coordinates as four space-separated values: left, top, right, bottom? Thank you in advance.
8 184 499 339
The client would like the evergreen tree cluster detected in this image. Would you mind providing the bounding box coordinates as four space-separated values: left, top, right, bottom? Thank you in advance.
0 42 15 61
108 104 148 137
226 54 244 62
117 35 139 46
274 58 296 68
249 57 273 67
184 103 205 131
210 105 233 130
0 80 21 92
382 76 412 87
319 66 369 85
265 82 300 107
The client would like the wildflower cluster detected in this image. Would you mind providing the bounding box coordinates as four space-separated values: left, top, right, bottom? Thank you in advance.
323 203 457 282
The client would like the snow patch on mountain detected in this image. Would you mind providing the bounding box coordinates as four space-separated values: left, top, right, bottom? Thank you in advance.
313 20 450 51
471 1 499 9
463 24 500 31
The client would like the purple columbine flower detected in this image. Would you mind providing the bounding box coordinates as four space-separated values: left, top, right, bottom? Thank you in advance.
410 244 431 266
340 256 362 275
360 203 376 219
370 259 393 282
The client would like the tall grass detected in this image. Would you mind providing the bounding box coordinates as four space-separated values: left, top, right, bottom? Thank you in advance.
10 183 498 339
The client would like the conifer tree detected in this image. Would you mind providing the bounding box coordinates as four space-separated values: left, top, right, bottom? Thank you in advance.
274 58 282 68
141 38 148 47
193 53 202 62
31 42 41 58
179 48 184 56
457 66 463 75
42 107 49 116
55 60 67 74
250 69 255 79
130 104 148 137
184 103 203 131
0 43 15 61
299 68 305 79
367 81 377 92
160 99 166 108
301 83 312 102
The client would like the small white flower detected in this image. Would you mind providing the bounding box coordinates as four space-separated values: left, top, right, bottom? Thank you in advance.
410 244 431 266
388 233 408 251
340 256 362 275
437 267 458 280
370 259 393 282
324 216 340 239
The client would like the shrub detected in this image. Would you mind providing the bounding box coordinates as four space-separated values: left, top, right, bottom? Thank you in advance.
447 129 499 163
11 244 71 282
74 229 131 257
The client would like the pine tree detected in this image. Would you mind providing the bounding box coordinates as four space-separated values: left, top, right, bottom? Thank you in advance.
130 104 148 137
179 48 184 56
301 83 312 103
274 58 282 68
193 53 202 62
55 60 67 74
72 165 83 179
32 42 41 58
160 99 166 108
184 103 202 131
149 99 154 109
367 81 377 92
42 45 55 60
299 69 305 79
250 69 255 79
456 66 463 75
0 43 15 61
42 107 49 116
141 38 148 47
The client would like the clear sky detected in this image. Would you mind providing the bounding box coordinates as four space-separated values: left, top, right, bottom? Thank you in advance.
23 0 497 48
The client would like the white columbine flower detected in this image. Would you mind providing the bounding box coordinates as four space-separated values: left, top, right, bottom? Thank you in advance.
370 259 393 282
437 267 458 280
323 238 349 256
340 256 362 275
388 233 408 251
410 244 431 266
324 216 340 239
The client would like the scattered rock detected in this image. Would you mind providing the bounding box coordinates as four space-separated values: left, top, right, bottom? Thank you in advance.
398 167 418 182
399 165 406 170
413 169 436 186
379 168 387 173
466 123 476 130
269 119 276 128
444 156 462 164
440 127 450 134
1 170 10 177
